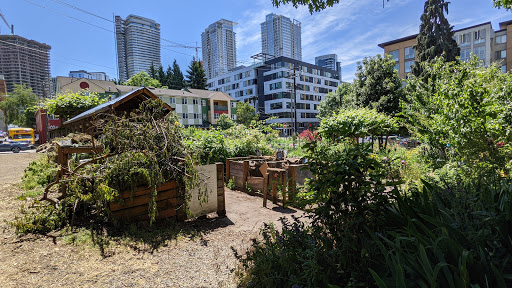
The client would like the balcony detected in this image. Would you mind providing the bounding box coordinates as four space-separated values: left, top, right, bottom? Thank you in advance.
214 105 228 111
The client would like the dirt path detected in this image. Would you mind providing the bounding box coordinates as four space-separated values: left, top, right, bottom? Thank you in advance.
0 151 38 185
0 153 304 288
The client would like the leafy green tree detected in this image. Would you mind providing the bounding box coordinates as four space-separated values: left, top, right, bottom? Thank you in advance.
0 84 38 127
352 54 403 116
124 71 162 88
186 58 207 89
317 82 353 119
216 113 235 130
43 90 107 120
235 102 259 127
403 57 512 173
169 60 185 90
320 108 397 148
272 0 510 13
494 0 512 9
412 0 459 78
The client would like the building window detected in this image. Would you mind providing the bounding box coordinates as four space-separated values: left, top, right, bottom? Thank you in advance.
473 46 485 62
214 113 219 119
404 60 414 73
496 34 507 44
194 113 200 119
182 113 189 119
404 47 415 60
202 100 206 106
169 97 176 104
474 29 486 44
193 99 199 105
231 102 236 108
460 49 471 62
182 98 188 104
496 50 507 59
231 114 237 120
270 102 283 110
389 50 399 61
502 65 507 73
459 32 471 47
393 63 399 73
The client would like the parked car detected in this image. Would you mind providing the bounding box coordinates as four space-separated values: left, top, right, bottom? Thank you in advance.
0 131 6 138
0 139 31 153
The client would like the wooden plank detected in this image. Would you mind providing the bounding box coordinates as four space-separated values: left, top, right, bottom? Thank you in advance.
117 181 177 199
242 160 249 189
247 177 264 193
109 188 177 211
112 198 178 219
263 173 268 208
226 159 231 182
216 163 226 216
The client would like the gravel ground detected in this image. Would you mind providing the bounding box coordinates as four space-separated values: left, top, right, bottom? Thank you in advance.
0 152 304 287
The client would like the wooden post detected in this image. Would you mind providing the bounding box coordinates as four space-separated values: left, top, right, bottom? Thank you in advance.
263 172 269 207
281 171 287 207
272 172 278 204
242 160 249 191
287 165 298 203
216 163 226 216
226 159 231 183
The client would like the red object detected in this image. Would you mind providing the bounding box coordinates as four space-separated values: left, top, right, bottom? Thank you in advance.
80 82 90 89
309 124 312 127
35 109 62 144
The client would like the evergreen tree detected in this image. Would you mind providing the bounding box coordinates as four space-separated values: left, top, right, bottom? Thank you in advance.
186 58 207 89
157 66 166 86
412 0 459 78
164 65 173 88
170 60 185 90
149 63 158 80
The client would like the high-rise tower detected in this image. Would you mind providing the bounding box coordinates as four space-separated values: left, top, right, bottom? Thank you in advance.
0 35 51 98
115 15 161 82
261 13 302 61
201 19 237 80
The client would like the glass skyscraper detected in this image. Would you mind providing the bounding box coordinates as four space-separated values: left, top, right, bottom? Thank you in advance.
115 15 161 82
261 13 302 61
201 19 237 80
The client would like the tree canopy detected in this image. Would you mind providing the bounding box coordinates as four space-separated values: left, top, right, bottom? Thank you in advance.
412 0 459 78
403 57 512 170
352 54 403 116
124 71 162 88
317 82 353 119
186 59 207 89
235 102 259 127
0 84 38 127
43 90 107 120
169 60 185 90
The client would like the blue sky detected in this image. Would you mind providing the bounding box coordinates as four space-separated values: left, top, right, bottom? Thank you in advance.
2 0 510 82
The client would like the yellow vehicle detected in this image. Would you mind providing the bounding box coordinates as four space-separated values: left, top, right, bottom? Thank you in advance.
8 128 35 144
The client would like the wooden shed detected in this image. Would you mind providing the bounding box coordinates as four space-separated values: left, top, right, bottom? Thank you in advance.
50 87 172 138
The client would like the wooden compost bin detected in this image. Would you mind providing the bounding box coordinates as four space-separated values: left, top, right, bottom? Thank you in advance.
56 144 225 222
226 156 311 207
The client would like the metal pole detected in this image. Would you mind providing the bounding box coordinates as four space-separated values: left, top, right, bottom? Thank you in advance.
293 71 297 134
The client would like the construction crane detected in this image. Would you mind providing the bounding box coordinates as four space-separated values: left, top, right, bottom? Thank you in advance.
162 39 201 60
0 10 13 35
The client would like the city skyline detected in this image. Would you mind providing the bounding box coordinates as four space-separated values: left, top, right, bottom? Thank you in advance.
1 0 510 82
201 19 238 79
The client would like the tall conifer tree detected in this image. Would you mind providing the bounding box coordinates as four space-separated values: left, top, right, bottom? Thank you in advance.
170 60 185 90
412 0 459 77
186 58 207 89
